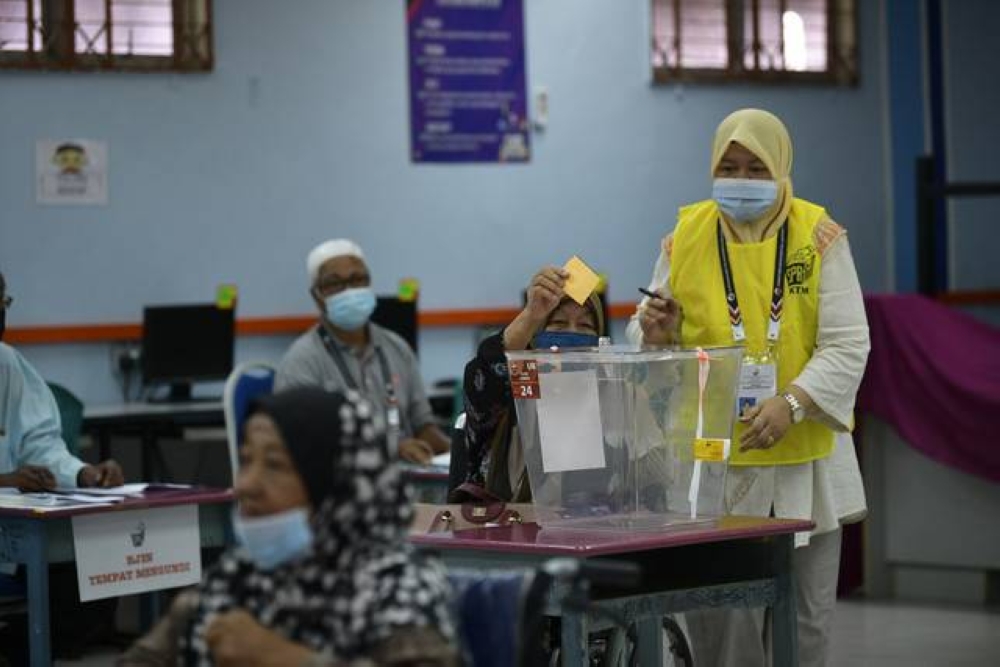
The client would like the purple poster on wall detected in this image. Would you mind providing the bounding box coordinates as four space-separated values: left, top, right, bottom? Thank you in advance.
407 0 529 163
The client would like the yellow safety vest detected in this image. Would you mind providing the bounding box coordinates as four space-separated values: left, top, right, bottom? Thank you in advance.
669 198 834 465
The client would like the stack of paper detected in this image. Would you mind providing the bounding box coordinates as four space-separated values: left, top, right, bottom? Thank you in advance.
0 491 117 512
0 483 193 513
53 483 150 498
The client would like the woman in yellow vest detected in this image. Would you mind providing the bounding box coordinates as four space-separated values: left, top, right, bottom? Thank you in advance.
626 108 870 667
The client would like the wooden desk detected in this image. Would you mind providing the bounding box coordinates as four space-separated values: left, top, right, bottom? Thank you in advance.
84 402 224 480
412 515 813 667
0 487 232 667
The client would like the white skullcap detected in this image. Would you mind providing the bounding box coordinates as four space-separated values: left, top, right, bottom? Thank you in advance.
306 239 366 282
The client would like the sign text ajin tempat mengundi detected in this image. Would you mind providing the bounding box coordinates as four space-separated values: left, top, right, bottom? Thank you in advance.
87 551 193 587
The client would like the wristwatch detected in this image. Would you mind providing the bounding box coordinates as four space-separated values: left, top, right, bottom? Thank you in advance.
782 392 805 424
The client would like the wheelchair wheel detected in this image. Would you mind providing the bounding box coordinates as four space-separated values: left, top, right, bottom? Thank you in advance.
544 628 624 667
623 616 694 667
543 616 693 667
660 616 694 666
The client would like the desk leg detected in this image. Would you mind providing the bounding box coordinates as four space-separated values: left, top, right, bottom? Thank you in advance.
139 589 163 632
771 534 799 667
23 523 51 667
634 616 664 666
560 608 589 667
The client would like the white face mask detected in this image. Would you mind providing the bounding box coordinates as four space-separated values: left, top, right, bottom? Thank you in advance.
233 507 314 570
324 287 377 331
712 178 779 223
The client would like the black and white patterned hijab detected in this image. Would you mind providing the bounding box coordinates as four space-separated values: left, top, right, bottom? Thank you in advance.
186 387 454 665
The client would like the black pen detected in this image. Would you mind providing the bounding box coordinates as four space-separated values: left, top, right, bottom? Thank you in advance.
638 287 666 301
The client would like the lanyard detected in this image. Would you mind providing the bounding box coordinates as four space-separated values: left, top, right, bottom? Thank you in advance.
317 326 397 405
715 221 788 344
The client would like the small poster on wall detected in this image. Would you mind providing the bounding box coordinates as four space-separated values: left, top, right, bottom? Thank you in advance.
407 0 530 163
36 139 109 205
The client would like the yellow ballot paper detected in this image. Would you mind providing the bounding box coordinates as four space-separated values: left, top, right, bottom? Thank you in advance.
562 256 600 305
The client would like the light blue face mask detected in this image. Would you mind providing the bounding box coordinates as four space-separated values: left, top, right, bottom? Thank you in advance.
532 330 599 350
325 287 377 331
233 507 313 570
712 178 779 224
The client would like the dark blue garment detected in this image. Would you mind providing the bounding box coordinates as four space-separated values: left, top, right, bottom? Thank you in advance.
531 331 599 350
448 570 549 667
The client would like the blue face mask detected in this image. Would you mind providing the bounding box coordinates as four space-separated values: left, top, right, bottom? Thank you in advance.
532 331 599 350
233 507 314 570
712 178 779 223
324 287 377 331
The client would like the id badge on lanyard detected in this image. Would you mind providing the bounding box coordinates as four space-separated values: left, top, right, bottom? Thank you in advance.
717 222 787 417
385 399 401 454
376 348 402 455
738 349 778 417
317 328 403 455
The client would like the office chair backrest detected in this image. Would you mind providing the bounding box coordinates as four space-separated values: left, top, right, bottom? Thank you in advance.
47 382 83 457
371 296 418 354
222 361 277 486
448 568 551 667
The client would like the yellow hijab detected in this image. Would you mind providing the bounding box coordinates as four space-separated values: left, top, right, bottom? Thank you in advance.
710 109 795 243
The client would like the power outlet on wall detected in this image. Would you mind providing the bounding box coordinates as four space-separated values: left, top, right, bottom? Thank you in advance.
114 345 142 375
110 343 144 402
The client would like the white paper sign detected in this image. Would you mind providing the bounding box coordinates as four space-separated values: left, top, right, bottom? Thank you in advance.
36 139 108 205
537 370 606 473
72 505 201 602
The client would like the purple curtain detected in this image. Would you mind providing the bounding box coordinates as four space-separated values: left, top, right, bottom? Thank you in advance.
858 294 1000 483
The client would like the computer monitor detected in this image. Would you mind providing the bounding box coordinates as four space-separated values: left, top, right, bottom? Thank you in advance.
141 303 235 401
371 297 418 354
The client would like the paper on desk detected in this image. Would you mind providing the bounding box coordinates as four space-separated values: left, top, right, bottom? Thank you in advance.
537 370 606 473
0 493 116 511
56 493 126 504
562 256 600 306
431 453 451 469
54 483 149 497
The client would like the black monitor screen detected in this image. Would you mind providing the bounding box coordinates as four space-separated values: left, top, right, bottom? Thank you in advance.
372 296 417 354
142 304 235 399
371 297 417 354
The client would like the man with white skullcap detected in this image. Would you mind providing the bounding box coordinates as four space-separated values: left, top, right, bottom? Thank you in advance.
275 239 449 463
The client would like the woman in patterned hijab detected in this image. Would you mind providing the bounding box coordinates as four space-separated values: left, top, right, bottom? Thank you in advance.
123 387 457 666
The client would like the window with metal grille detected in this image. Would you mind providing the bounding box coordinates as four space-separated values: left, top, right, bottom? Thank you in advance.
0 0 212 71
651 0 857 85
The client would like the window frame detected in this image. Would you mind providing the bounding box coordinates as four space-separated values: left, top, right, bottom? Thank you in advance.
650 0 858 86
0 0 213 72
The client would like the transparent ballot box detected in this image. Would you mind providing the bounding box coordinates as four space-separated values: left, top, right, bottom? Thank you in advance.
505 345 744 531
